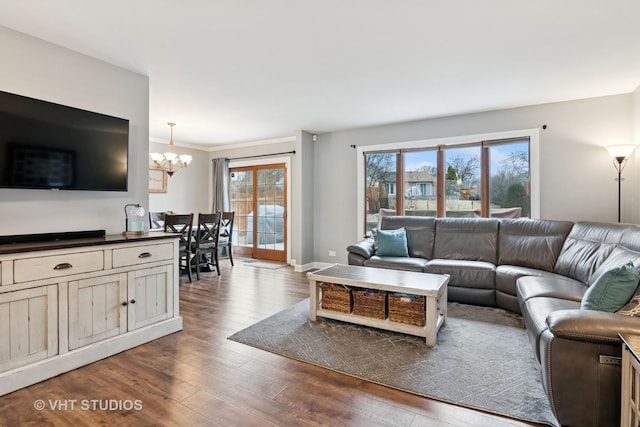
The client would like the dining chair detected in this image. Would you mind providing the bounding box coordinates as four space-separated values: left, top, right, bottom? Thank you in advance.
218 211 235 266
194 212 222 277
164 213 195 282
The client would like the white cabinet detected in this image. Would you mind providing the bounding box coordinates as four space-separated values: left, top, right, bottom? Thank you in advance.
14 250 104 283
0 285 58 372
621 333 640 426
0 235 182 396
112 243 173 268
127 265 173 330
69 273 127 350
68 265 174 350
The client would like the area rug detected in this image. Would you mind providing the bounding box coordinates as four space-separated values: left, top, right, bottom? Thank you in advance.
242 260 288 270
228 300 558 426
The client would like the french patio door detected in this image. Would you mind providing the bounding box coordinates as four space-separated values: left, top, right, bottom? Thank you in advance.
229 163 287 262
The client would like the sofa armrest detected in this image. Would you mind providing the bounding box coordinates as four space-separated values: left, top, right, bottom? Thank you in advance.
347 238 375 259
546 309 640 344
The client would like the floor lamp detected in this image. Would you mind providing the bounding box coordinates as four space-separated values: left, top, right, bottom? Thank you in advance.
606 144 636 223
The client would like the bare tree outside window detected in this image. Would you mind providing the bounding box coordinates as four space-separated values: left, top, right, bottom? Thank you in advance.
364 153 397 234
445 147 481 216
489 143 529 217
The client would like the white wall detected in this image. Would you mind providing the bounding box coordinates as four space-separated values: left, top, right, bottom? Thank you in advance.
148 141 210 216
295 130 315 269
0 26 149 236
314 94 635 264
631 85 640 224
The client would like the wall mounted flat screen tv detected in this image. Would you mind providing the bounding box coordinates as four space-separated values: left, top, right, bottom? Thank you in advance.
0 90 129 191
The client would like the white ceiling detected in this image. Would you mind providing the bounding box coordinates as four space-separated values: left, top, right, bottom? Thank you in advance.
1 1 640 147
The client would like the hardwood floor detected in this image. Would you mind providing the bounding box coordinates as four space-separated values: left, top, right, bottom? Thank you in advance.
0 262 546 426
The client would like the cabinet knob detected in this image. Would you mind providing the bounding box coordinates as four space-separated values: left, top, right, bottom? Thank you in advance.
54 263 73 270
121 301 128 306
130 299 136 304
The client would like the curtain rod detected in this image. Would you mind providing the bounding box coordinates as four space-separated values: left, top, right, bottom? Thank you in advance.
226 150 296 161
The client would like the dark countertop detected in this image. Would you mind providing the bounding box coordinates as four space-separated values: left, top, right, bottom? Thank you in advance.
0 231 180 255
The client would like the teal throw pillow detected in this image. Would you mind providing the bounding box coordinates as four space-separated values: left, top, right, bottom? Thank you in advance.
581 262 640 312
376 228 409 257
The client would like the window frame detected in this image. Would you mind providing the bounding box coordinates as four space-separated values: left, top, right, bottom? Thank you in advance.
356 129 540 238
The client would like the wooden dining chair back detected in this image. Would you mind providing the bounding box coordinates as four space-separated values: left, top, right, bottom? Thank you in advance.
194 212 222 277
218 211 235 266
164 213 195 282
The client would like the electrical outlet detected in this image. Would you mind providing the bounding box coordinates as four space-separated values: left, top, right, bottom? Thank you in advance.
328 251 336 257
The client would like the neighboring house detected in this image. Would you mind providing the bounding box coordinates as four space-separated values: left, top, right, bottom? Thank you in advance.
404 171 437 199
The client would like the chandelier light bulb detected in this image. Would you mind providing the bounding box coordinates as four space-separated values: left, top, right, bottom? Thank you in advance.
149 122 191 177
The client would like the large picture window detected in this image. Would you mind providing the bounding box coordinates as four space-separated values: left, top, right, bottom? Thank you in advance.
361 132 535 236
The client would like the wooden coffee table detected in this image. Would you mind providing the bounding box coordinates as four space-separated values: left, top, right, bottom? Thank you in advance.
307 264 448 346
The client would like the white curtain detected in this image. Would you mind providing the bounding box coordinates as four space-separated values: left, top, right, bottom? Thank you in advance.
211 158 230 213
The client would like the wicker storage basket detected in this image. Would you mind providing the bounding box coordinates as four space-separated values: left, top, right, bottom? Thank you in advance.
353 289 387 319
320 283 352 313
388 293 426 326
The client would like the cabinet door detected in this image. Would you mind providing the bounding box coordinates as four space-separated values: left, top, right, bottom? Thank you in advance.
68 273 127 350
0 285 58 372
127 265 173 330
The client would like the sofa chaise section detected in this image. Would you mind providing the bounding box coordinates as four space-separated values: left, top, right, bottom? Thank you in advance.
518 222 640 426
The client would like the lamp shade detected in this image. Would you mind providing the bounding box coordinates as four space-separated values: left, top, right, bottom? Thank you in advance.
606 144 637 159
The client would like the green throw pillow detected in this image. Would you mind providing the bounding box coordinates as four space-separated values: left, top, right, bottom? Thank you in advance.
376 228 409 257
581 262 640 312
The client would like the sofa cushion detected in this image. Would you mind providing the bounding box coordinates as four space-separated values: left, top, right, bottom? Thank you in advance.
425 258 495 288
376 228 409 257
433 218 498 263
554 222 628 284
516 275 587 306
588 246 640 286
618 223 640 252
381 216 436 259
498 219 573 272
496 265 563 298
581 262 640 312
364 256 428 272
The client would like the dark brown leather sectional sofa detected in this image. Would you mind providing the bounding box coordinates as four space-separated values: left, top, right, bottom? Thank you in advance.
347 216 640 427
